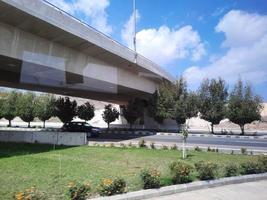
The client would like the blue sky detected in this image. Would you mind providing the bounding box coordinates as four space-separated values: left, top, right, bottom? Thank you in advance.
47 0 267 100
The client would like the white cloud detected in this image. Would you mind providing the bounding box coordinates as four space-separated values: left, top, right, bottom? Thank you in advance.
121 13 206 66
184 10 267 89
47 0 112 35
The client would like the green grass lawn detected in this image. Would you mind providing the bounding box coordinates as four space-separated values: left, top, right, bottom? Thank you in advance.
0 142 258 199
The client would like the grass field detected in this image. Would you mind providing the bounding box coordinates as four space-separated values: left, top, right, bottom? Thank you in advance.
0 142 258 199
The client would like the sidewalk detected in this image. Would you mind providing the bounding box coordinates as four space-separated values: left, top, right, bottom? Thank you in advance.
148 180 267 200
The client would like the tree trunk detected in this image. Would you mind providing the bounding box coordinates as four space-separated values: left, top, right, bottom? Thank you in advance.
211 123 214 134
107 123 110 131
28 122 30 128
43 120 46 128
240 124 245 135
8 120 11 127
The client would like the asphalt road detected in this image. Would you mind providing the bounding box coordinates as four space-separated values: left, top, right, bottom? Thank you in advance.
95 133 267 151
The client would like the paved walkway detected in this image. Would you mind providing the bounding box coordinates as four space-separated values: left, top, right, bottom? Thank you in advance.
148 180 267 200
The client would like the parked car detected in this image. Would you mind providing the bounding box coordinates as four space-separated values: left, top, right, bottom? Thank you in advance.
61 121 101 138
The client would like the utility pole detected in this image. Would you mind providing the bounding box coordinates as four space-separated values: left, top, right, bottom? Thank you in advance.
133 0 137 63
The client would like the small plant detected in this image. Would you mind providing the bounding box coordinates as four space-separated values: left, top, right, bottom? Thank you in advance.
207 146 211 152
138 139 146 148
128 142 132 147
241 148 247 155
195 161 218 180
231 150 234 155
240 161 261 175
169 161 193 184
140 169 161 189
257 155 267 172
98 178 126 196
120 143 126 148
67 181 91 200
215 148 219 153
162 145 169 150
194 146 202 151
171 144 178 150
224 163 239 177
109 143 114 148
150 142 155 149
14 187 45 200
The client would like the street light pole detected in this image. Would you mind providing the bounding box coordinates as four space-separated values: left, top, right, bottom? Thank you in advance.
133 0 137 63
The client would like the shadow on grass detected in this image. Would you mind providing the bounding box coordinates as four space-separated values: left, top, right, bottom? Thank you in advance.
0 142 73 159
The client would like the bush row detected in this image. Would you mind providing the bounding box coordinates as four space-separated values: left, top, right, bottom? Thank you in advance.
15 156 267 200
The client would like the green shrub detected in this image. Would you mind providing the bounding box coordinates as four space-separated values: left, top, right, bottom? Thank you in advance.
195 161 218 180
14 187 45 200
224 164 239 177
171 144 178 150
98 178 126 196
150 142 155 149
240 161 261 175
257 155 267 172
140 169 161 189
169 161 193 184
241 148 247 155
67 181 91 200
138 139 146 148
162 145 169 150
194 146 202 151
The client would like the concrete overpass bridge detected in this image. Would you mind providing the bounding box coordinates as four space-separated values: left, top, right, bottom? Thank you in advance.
0 0 173 104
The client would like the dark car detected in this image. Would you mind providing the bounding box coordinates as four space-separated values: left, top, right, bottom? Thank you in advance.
61 121 101 138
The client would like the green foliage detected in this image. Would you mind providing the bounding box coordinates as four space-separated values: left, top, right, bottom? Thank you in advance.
35 94 55 128
195 161 218 180
54 97 77 123
227 79 263 135
67 181 91 200
2 91 19 126
194 146 202 151
140 169 161 189
173 77 198 126
150 142 155 149
169 161 193 184
224 163 239 177
257 156 267 172
138 139 146 148
170 144 178 150
121 98 144 129
0 97 4 119
102 104 119 129
198 78 228 134
147 81 176 124
240 161 262 175
77 102 95 121
241 147 247 155
98 178 126 196
17 93 36 128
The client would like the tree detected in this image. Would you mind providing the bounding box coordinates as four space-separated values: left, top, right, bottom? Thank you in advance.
2 91 19 127
77 102 95 121
17 92 36 128
121 98 144 129
227 80 263 135
172 77 198 127
198 78 228 134
0 97 4 120
147 81 176 124
54 97 77 123
172 77 198 159
35 94 55 128
102 104 119 129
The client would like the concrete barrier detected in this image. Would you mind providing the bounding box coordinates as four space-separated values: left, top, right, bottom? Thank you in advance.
0 131 87 146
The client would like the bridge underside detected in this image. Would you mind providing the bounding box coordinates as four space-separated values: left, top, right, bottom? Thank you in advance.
0 54 150 104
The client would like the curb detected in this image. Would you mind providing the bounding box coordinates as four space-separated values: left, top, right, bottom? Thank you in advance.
90 173 267 200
